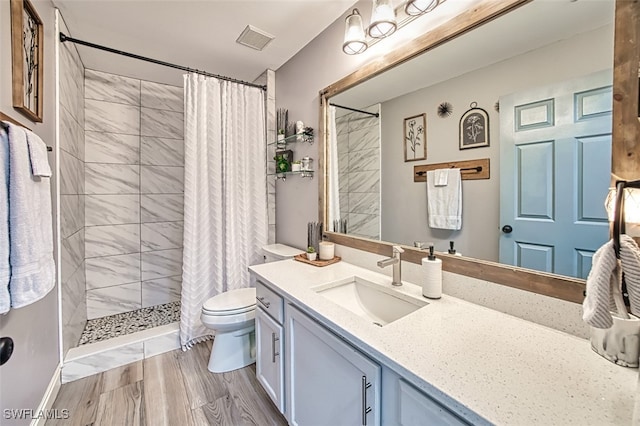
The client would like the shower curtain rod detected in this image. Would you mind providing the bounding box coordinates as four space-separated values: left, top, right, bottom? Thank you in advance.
329 103 380 118
59 33 267 91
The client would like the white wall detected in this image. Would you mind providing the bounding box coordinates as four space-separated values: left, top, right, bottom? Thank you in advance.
275 0 439 249
380 25 613 261
0 1 60 423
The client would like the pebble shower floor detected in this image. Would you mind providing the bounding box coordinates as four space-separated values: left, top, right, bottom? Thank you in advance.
79 301 180 345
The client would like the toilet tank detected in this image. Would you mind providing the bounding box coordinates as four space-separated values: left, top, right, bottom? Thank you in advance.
263 244 303 263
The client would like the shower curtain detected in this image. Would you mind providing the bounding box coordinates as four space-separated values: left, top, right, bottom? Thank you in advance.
181 73 267 349
328 106 341 230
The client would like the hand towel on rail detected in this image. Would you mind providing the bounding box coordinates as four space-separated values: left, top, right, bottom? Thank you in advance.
426 168 462 230
4 122 54 310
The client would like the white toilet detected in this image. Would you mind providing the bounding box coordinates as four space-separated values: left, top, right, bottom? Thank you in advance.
201 244 302 373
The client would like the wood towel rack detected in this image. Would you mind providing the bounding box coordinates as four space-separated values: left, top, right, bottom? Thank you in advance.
414 158 490 182
0 111 52 151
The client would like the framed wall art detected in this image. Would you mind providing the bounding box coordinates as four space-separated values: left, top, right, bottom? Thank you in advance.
403 113 426 162
10 0 44 123
459 102 489 150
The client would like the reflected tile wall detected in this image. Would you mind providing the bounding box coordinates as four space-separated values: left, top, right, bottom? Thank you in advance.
338 108 381 239
84 69 185 319
59 17 87 354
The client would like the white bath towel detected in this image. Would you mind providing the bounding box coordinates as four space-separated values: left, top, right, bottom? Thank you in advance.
0 126 10 314
435 169 448 187
26 131 51 177
4 122 55 311
426 168 462 230
583 235 640 328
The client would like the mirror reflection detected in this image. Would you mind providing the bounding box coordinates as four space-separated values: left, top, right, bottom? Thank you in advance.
326 0 615 279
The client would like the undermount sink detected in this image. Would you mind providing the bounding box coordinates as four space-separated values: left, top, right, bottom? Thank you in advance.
313 276 428 326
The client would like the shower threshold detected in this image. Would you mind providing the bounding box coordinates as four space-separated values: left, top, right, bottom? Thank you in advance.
79 301 180 345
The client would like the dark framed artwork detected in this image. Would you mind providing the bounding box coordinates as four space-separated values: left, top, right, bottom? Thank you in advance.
403 113 426 162
10 0 44 123
459 102 489 150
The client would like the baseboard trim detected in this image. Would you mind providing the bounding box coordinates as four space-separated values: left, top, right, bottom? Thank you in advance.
30 363 62 426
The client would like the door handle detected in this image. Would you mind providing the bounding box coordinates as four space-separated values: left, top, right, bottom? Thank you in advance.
361 375 372 425
257 296 270 308
501 225 513 234
271 332 280 363
0 337 14 366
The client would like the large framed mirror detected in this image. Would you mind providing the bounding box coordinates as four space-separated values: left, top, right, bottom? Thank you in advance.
319 0 639 303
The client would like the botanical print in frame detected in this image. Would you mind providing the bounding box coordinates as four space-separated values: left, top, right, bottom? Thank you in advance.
403 113 426 162
10 0 44 123
459 102 489 150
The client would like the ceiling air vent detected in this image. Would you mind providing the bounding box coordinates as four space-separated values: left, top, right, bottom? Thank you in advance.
236 25 275 51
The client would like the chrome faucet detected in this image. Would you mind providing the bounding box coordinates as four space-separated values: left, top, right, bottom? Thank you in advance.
377 245 404 286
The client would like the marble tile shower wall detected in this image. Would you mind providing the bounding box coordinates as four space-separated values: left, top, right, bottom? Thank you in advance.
59 18 87 354
336 107 381 240
84 69 184 319
255 69 277 244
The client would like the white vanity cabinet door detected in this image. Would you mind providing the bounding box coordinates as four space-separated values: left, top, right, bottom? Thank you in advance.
256 307 285 413
286 304 381 426
396 380 472 426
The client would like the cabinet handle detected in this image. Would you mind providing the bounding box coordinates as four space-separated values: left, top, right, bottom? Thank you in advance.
271 332 280 363
361 375 372 425
257 296 270 308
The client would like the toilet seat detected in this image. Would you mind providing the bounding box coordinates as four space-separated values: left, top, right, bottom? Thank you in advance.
202 288 256 316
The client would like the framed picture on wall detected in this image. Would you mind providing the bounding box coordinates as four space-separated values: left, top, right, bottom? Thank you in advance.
403 113 426 162
10 0 44 123
459 102 489 150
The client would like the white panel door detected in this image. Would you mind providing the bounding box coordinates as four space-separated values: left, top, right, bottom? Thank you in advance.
256 307 284 413
499 70 612 278
286 304 381 426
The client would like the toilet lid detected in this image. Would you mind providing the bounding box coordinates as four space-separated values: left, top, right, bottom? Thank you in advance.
202 288 256 315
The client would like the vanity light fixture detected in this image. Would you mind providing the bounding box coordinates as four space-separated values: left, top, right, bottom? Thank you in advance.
342 0 446 55
343 9 368 55
405 0 440 16
369 0 397 38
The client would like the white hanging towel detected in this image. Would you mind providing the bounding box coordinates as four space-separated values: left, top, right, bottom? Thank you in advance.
2 122 54 312
426 168 462 230
583 235 640 328
0 127 10 313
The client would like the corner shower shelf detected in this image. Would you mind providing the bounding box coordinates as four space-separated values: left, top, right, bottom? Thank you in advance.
271 170 314 181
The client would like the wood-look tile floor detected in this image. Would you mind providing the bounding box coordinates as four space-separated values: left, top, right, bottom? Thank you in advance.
46 341 288 426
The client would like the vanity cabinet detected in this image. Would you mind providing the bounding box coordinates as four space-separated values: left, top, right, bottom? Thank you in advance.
285 304 381 426
254 279 479 425
255 282 285 413
381 368 476 426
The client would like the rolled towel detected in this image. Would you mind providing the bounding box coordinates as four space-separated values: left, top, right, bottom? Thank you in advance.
583 239 618 328
583 236 640 328
621 234 640 317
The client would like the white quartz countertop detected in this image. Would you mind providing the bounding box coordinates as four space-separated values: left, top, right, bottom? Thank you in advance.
249 259 638 425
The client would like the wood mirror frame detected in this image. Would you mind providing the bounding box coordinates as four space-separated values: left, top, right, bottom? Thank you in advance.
318 0 639 304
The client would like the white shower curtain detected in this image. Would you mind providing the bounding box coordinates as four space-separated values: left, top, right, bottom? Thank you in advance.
328 106 341 230
181 73 267 349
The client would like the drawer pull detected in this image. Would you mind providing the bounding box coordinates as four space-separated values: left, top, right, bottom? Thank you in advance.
257 296 270 308
362 375 372 425
271 332 280 363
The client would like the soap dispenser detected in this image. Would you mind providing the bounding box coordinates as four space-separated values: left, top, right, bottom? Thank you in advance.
421 245 442 299
448 241 462 257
